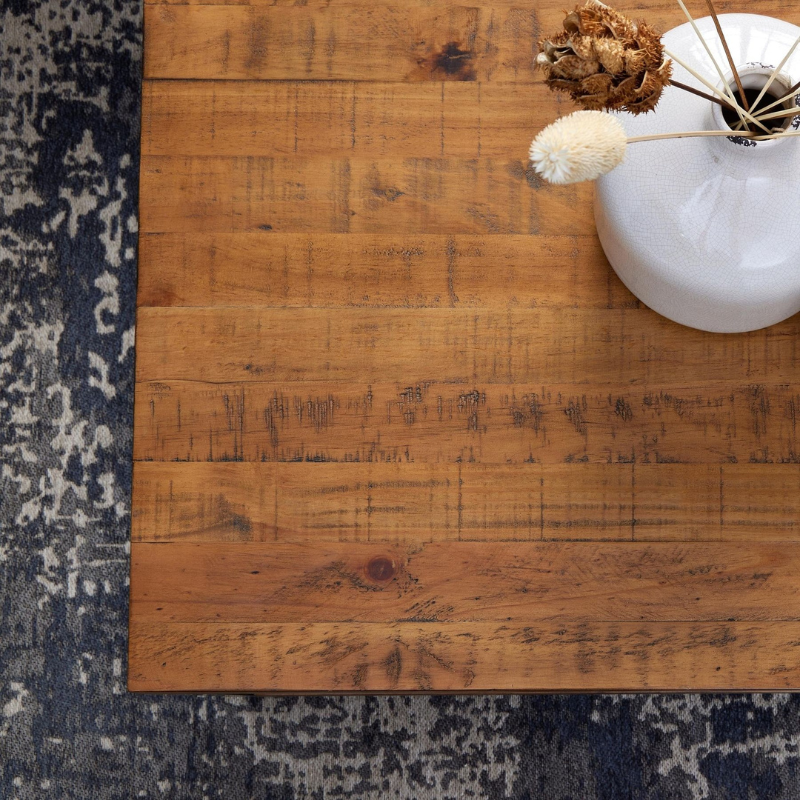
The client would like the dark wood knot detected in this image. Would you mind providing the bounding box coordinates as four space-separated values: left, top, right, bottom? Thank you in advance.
366 556 396 582
432 42 475 80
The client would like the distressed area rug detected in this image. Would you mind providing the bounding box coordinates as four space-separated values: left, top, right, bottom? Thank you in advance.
2 2 800 798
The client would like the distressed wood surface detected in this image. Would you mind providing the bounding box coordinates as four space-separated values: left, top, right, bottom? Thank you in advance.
132 462 800 543
135 307 800 384
137 233 632 309
139 156 594 235
132 540 800 623
144 6 540 82
142 82 550 160
133 380 800 464
132 0 800 692
129 621 800 693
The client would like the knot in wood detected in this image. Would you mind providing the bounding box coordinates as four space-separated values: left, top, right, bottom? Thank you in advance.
366 556 396 583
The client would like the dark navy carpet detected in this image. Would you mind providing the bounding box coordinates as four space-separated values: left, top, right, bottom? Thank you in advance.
2 1 800 797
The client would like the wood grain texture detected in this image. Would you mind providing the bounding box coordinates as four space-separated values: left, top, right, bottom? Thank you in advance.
135 307 800 384
132 0 800 692
133 379 800 478
142 0 800 19
137 233 634 309
132 462 800 543
141 82 546 160
129 621 800 692
139 156 594 235
131 540 800 623
144 6 539 82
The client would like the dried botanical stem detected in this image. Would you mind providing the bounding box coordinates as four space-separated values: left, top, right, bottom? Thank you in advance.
751 129 800 141
703 0 749 112
751 84 800 116
767 78 800 110
627 130 755 143
664 48 772 134
627 129 800 145
675 0 747 127
670 79 735 109
750 106 800 122
749 33 800 113
719 115 783 133
663 49 733 101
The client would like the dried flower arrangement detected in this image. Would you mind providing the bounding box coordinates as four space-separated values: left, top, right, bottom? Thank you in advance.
530 0 800 184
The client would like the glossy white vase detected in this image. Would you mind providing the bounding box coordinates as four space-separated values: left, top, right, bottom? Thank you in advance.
595 13 800 333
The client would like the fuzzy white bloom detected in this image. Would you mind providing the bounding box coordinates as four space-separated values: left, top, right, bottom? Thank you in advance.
529 111 627 185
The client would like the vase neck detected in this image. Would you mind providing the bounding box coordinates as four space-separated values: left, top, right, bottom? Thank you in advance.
708 63 799 160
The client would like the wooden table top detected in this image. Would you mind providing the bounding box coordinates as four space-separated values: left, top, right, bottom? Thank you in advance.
129 0 800 693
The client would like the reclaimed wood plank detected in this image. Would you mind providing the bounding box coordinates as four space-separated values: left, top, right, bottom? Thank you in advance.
133 462 800 543
134 307 800 384
128 620 800 693
132 462 279 542
138 156 593 236
141 81 548 160
144 6 539 82
722 466 800 538
633 464 722 541
132 380 800 465
130 540 800 623
142 0 800 25
137 233 636 309
132 461 458 543
131 462 544 544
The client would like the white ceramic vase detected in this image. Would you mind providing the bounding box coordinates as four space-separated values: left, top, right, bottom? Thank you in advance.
595 13 800 333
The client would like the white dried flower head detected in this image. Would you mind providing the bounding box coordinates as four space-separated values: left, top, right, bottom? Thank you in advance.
529 110 627 184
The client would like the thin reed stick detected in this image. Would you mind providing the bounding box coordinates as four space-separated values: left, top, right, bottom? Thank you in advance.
627 130 754 143
664 48 772 133
749 33 800 113
704 0 749 111
664 49 736 101
752 83 800 117
749 106 800 122
751 129 800 141
627 129 800 145
670 79 735 109
770 78 800 109
675 0 747 126
782 78 800 99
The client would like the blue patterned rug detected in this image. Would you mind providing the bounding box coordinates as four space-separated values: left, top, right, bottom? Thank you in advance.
2 1 800 797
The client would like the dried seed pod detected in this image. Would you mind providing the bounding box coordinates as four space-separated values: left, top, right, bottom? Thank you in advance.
536 0 672 114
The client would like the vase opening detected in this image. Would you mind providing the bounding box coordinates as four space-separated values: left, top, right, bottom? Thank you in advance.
718 67 798 133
